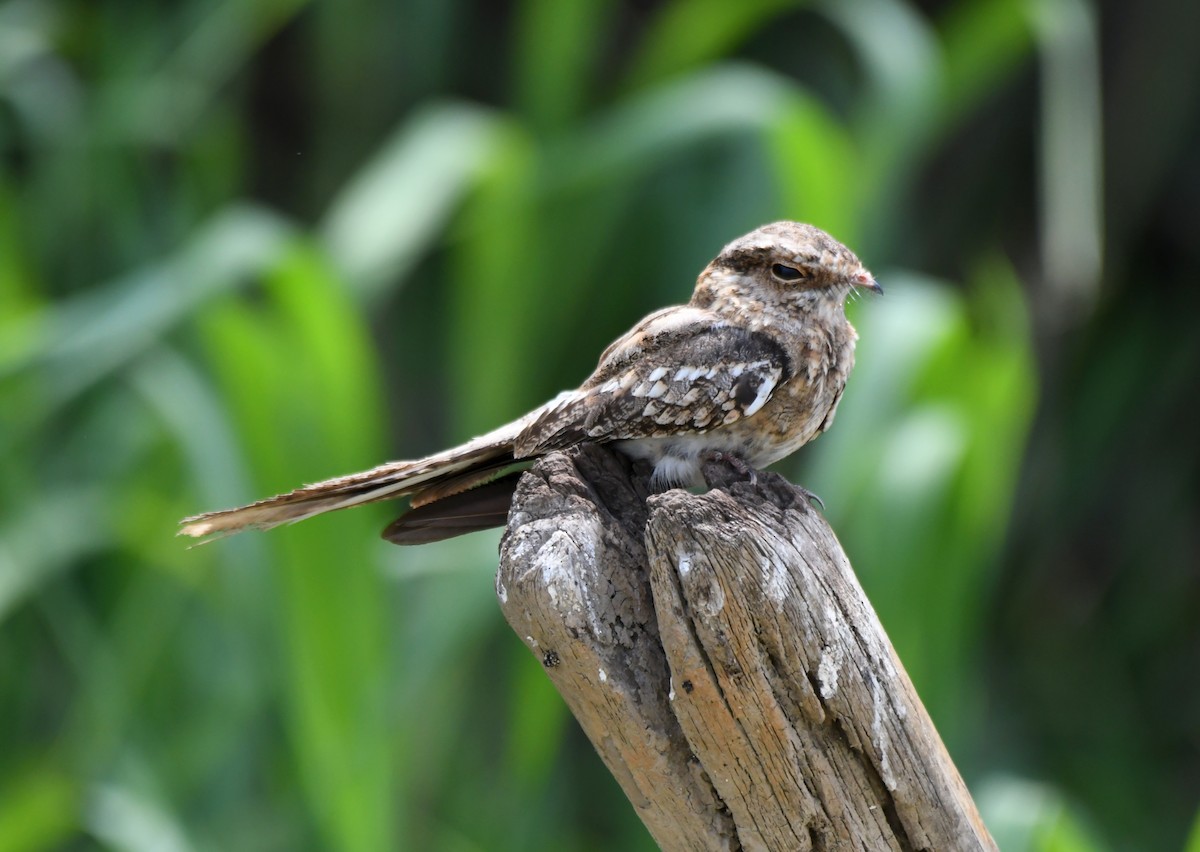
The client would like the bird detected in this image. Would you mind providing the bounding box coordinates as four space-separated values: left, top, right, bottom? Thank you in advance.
180 221 880 545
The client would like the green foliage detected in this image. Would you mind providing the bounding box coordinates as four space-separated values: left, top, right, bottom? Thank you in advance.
1186 806 1200 852
978 776 1111 852
2 0 1195 849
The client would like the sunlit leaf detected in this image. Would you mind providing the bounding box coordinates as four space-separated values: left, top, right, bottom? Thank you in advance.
85 783 194 852
977 776 1109 852
0 769 77 852
1185 803 1200 852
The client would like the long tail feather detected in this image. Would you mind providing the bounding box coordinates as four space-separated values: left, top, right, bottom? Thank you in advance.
179 392 582 542
179 417 533 540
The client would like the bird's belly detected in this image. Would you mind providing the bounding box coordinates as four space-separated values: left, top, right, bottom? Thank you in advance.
615 433 752 488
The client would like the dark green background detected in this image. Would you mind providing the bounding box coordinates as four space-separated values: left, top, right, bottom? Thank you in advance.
2 0 1197 849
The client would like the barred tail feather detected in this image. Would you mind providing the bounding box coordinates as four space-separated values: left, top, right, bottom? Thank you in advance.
177 407 551 540
179 454 502 540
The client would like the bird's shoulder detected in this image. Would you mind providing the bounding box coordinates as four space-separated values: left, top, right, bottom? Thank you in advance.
588 305 713 381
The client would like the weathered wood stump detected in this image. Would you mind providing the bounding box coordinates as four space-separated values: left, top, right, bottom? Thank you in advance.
496 444 995 851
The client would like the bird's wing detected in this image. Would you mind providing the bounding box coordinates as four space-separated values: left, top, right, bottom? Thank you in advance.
177 397 571 540
515 319 792 456
383 319 793 545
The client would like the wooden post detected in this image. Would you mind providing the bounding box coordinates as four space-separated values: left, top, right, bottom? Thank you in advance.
497 445 995 851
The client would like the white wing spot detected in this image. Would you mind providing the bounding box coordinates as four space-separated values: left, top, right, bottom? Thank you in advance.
647 380 669 399
742 371 779 417
647 367 668 382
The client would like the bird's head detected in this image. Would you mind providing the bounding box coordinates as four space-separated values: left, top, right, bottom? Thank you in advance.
695 222 881 316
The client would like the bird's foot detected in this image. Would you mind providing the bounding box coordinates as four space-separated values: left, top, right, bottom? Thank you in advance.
700 451 759 489
700 451 826 513
794 484 825 511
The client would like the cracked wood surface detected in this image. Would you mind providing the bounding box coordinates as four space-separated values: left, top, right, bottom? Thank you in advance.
496 444 995 851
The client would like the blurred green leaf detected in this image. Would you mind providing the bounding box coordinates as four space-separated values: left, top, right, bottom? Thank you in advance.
0 487 106 624
1029 0 1103 308
0 3 54 88
978 776 1109 852
0 180 39 334
626 0 807 90
111 0 313 145
938 0 1034 122
766 90 860 240
820 0 940 207
513 0 610 131
0 206 294 428
563 64 807 188
0 768 77 852
86 783 194 852
197 242 393 851
504 648 569 789
320 103 506 302
448 123 542 434
1186 804 1200 852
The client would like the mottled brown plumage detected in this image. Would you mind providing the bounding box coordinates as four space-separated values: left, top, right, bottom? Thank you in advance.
180 222 879 544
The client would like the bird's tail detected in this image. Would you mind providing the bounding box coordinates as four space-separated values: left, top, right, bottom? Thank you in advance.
177 399 565 542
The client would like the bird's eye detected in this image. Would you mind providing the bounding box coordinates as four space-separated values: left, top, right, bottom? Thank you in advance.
771 263 805 282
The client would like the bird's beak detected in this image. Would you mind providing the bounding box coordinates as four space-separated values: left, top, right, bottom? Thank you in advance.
852 271 883 295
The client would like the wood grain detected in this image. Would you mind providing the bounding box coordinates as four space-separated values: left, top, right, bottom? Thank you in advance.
497 445 994 851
